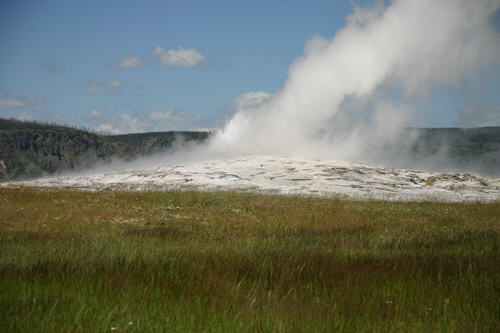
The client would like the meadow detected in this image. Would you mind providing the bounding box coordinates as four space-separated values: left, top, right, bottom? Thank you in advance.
0 187 498 332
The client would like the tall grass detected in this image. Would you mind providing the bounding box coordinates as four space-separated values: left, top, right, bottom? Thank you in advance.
1 187 499 332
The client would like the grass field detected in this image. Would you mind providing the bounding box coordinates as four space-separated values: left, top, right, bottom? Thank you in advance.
1 187 499 332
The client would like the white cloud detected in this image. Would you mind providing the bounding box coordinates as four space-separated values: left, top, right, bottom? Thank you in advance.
119 56 143 68
0 96 26 108
153 46 209 68
87 79 123 95
17 112 33 121
0 90 45 109
89 108 102 118
106 56 144 69
96 124 122 135
235 91 272 111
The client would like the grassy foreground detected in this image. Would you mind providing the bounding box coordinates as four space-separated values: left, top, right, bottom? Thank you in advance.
0 187 499 332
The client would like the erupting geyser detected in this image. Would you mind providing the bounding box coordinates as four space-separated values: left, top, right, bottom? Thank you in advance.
210 0 500 162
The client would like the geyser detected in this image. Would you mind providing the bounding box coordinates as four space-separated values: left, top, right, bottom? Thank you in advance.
210 0 500 164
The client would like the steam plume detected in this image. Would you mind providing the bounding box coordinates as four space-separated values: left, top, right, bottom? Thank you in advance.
209 0 500 163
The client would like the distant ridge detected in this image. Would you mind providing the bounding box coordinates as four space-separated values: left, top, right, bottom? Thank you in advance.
0 118 210 181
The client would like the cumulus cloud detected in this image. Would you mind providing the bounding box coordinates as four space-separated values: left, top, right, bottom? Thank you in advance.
39 60 62 73
105 56 144 69
153 46 209 68
0 90 45 109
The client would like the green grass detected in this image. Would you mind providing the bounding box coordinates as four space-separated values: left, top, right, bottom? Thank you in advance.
1 187 499 332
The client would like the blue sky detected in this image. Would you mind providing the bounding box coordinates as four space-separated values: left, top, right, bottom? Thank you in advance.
1 0 499 133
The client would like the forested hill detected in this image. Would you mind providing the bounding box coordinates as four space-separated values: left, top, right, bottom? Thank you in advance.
0 118 210 181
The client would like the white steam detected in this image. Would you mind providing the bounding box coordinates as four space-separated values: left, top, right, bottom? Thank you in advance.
209 0 500 161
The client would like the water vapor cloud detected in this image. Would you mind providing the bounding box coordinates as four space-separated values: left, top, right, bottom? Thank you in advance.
209 0 500 166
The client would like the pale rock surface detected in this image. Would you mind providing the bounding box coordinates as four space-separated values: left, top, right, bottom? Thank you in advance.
5 155 500 202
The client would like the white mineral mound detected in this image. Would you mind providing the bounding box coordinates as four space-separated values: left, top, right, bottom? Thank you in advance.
7 155 500 202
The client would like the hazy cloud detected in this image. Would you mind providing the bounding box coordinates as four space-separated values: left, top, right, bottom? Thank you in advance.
153 46 209 68
96 124 121 135
0 90 45 109
150 108 202 123
105 56 144 69
17 112 34 121
94 108 204 134
87 79 123 95
40 60 62 73
0 94 25 108
89 108 102 118
87 79 143 97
